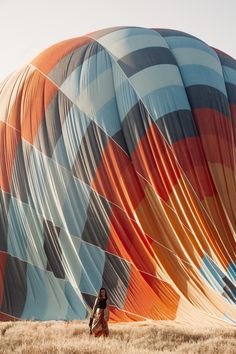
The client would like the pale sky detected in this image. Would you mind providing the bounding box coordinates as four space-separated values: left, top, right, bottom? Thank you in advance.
0 0 235 82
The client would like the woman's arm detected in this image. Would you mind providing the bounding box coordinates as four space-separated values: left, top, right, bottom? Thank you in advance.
90 298 98 319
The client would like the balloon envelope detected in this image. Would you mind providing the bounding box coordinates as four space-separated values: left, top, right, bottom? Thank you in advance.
0 27 235 323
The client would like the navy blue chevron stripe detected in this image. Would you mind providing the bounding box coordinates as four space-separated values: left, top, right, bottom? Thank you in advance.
156 110 198 144
117 47 177 77
225 83 236 105
186 85 230 117
154 29 197 39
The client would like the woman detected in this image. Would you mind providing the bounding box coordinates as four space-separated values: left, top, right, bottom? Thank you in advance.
89 287 109 337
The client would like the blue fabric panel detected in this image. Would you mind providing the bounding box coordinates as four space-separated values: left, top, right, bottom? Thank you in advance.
60 65 83 103
43 220 64 279
199 255 235 304
81 192 111 250
223 66 236 85
225 83 236 105
43 272 68 320
49 156 72 195
199 254 225 294
62 176 91 238
65 282 87 320
156 109 197 143
121 100 150 155
10 140 32 204
59 230 82 287
7 198 28 260
1 255 27 318
114 80 139 122
60 47 110 103
0 190 10 252
84 46 113 87
102 252 131 308
79 242 105 295
34 92 65 158
143 85 191 120
129 65 184 98
27 146 71 226
226 262 236 282
165 36 217 53
155 29 196 39
222 275 236 303
90 26 125 40
7 197 46 269
53 104 91 170
21 264 48 319
117 47 177 77
23 264 69 320
98 27 162 47
48 43 94 86
216 51 236 71
71 121 109 185
96 97 121 136
223 313 236 324
186 85 230 117
180 65 227 95
76 68 115 119
172 48 222 75
25 207 46 269
107 33 168 59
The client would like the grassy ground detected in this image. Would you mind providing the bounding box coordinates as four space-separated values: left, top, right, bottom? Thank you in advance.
0 320 235 354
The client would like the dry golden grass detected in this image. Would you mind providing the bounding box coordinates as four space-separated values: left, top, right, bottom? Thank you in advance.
0 320 235 354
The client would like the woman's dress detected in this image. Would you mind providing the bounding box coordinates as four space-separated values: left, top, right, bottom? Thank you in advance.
91 298 109 337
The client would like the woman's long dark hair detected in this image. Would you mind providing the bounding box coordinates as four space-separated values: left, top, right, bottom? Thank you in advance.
97 287 108 300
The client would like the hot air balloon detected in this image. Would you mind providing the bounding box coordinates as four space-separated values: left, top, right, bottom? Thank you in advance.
0 27 235 324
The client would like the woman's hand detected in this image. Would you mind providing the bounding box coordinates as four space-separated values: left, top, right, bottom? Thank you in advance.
89 318 93 335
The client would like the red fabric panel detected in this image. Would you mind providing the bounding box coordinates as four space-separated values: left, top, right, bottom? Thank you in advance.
172 136 216 199
194 108 234 168
0 311 19 321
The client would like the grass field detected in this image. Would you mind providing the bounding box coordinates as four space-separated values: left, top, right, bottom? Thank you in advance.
0 320 235 354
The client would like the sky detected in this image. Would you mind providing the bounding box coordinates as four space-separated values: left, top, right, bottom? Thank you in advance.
0 0 235 82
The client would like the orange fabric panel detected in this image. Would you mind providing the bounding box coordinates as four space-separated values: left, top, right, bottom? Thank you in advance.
0 122 21 192
207 163 236 229
31 37 92 75
132 121 181 202
202 195 235 261
20 71 58 144
167 178 232 269
109 307 146 322
107 204 157 275
124 266 180 320
135 180 205 264
6 69 58 143
150 241 204 303
92 139 144 217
